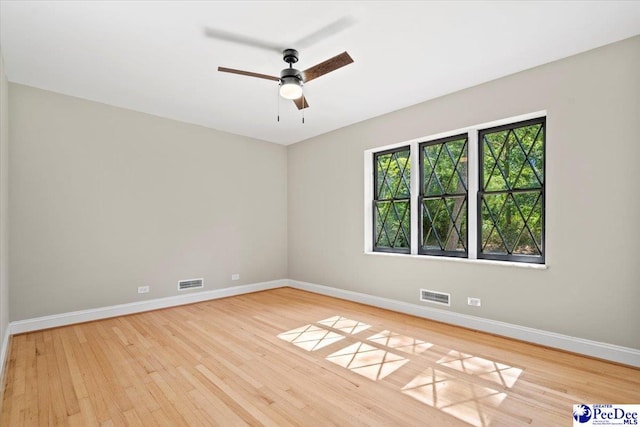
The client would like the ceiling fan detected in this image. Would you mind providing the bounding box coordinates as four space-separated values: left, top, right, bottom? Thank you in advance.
218 48 353 110
207 18 355 111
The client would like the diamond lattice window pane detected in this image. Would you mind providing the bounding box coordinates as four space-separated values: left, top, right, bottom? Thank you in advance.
483 124 544 192
423 144 445 196
481 191 542 255
422 197 467 252
513 125 544 189
423 137 468 197
376 150 410 200
483 130 509 191
511 192 542 255
375 200 410 249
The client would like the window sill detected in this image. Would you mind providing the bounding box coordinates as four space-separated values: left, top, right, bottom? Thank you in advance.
364 251 548 270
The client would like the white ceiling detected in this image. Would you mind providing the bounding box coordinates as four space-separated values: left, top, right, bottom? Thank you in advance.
1 1 639 145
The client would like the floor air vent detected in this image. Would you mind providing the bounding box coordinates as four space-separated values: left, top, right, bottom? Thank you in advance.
420 289 450 306
178 278 204 291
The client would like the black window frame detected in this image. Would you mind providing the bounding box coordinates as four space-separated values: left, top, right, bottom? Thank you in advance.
418 134 469 258
477 117 546 264
373 146 411 254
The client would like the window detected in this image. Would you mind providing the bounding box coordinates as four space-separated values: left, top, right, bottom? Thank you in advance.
373 147 411 253
366 113 546 265
419 134 468 257
479 118 545 263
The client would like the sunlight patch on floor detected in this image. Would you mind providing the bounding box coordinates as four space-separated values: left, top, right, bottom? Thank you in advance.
277 324 345 351
367 330 433 355
326 342 408 381
437 350 523 388
402 367 507 427
278 317 523 426
317 316 371 335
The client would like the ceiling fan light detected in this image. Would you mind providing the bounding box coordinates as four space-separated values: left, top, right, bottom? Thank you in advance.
280 76 303 100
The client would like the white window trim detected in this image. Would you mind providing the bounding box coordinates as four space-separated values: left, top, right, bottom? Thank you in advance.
364 111 548 269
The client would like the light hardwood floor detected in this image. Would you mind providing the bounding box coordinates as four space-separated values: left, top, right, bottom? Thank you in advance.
1 287 639 426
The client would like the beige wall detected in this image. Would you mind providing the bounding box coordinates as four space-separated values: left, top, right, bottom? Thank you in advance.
9 85 287 320
288 36 640 349
0 50 9 343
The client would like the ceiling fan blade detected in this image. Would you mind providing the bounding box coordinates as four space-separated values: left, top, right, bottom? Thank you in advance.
293 95 309 110
218 67 279 82
292 16 356 49
303 51 354 83
204 27 283 53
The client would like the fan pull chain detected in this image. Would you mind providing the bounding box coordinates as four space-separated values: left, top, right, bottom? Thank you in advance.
301 91 305 124
277 84 280 122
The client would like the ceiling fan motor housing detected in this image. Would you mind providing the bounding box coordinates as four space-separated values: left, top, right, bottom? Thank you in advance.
280 67 303 82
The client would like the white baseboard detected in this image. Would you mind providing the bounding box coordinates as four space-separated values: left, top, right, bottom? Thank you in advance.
9 279 287 335
287 279 640 368
0 324 10 392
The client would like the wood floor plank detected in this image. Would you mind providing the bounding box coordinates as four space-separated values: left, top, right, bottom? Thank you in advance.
179 368 246 426
1 287 639 426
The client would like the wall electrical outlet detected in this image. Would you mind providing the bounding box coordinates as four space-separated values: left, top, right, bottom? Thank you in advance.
231 274 240 281
467 297 481 307
138 286 150 294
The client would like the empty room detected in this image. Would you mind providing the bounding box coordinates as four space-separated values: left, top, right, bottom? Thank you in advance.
0 1 639 426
